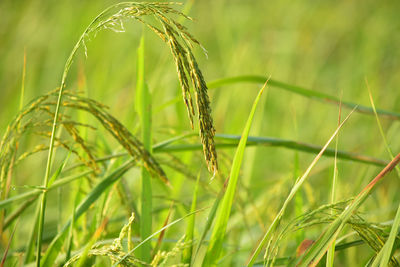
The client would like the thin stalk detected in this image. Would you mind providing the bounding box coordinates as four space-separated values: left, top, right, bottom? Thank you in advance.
0 170 92 210
182 172 201 265
247 108 356 266
297 153 400 266
204 82 267 266
24 201 40 264
153 134 387 167
292 107 304 244
135 34 153 263
65 178 83 262
112 207 208 267
207 75 400 120
326 97 342 267
35 4 127 264
366 80 400 266
41 159 135 266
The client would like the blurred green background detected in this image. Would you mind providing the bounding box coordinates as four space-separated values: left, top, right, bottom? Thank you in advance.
2 0 400 150
1 0 400 265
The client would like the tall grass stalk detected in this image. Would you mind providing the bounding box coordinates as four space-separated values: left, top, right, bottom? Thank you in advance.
182 172 200 265
207 75 400 120
2 2 400 266
65 177 83 262
0 221 17 266
135 34 153 263
366 81 400 267
292 109 304 245
154 133 387 167
112 207 208 267
75 218 109 267
192 182 225 262
326 98 342 267
247 107 356 266
33 2 217 264
203 81 267 266
297 152 400 266
41 159 135 266
35 4 110 264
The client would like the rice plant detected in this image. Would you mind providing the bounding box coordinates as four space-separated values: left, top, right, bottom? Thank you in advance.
1 1 399 267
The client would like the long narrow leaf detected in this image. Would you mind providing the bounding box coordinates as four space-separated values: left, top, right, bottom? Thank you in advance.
193 183 225 261
366 82 400 267
207 75 400 120
0 221 17 267
327 99 342 267
112 207 208 267
76 218 109 267
297 153 400 267
247 108 356 266
40 160 135 266
0 170 93 209
182 173 200 264
135 33 153 263
153 134 387 167
203 81 267 266
36 152 71 265
371 205 400 267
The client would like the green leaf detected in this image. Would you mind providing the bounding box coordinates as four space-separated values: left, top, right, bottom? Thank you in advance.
0 170 93 209
135 33 153 263
40 160 135 266
48 150 71 187
297 153 400 267
153 134 387 167
182 173 201 265
193 185 224 261
112 207 208 267
247 108 356 266
207 75 400 120
203 81 267 266
366 82 400 267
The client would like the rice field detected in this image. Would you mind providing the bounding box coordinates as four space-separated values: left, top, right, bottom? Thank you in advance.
1 1 400 266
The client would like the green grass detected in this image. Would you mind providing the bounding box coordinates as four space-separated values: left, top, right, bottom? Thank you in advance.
1 1 400 266
203 81 267 266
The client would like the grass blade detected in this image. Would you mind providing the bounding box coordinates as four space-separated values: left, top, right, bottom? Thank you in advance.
366 80 400 267
65 178 83 262
0 221 17 267
48 151 71 188
182 173 201 265
111 207 208 267
247 108 356 266
24 202 40 264
297 153 400 267
34 3 216 263
40 159 135 266
292 112 304 245
0 170 92 210
3 196 35 230
203 81 267 265
36 152 71 266
370 204 400 267
207 75 400 120
326 99 342 267
154 134 387 167
153 202 173 257
193 183 225 261
76 218 109 267
135 34 153 263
